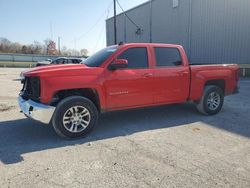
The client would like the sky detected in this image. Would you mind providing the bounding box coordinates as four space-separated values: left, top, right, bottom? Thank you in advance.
0 0 148 54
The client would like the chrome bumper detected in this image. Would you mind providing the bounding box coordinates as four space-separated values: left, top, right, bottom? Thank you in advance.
18 96 55 124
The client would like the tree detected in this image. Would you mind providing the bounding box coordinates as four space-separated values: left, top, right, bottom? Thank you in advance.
10 42 22 53
0 37 88 56
61 46 69 56
0 37 11 52
80 49 89 57
44 39 50 55
32 41 42 54
22 45 28 54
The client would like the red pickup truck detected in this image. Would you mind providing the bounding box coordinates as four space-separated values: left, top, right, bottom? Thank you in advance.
18 43 239 138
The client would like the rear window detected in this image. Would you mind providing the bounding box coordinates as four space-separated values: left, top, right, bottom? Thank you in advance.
154 47 182 67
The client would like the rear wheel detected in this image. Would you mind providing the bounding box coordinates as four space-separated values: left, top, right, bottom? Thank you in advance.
52 96 99 139
196 85 224 115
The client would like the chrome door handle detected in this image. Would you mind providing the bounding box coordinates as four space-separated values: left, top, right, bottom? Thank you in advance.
143 73 153 78
181 72 189 76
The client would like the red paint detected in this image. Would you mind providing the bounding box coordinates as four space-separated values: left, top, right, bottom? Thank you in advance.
23 43 239 111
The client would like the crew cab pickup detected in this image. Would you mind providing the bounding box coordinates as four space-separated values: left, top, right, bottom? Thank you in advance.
18 43 239 138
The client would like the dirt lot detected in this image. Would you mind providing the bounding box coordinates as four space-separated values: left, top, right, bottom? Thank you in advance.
0 68 250 188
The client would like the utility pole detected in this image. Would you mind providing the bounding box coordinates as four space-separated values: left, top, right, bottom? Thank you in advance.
113 0 117 44
74 38 77 56
58 37 61 55
149 0 153 43
50 22 53 40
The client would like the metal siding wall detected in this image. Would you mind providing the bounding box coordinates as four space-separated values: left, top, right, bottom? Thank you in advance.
116 14 125 43
107 0 190 53
106 17 114 45
151 0 190 56
106 3 151 45
106 0 250 64
106 14 125 45
124 3 151 43
191 0 250 64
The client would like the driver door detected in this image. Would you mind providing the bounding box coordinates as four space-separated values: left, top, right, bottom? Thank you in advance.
104 47 154 110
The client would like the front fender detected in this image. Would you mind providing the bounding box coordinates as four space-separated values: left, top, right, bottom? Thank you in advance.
40 75 106 109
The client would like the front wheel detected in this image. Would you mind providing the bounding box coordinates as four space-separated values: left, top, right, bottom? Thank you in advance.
52 96 99 139
196 85 224 115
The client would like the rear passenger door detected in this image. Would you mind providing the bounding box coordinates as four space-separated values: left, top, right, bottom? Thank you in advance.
153 47 190 103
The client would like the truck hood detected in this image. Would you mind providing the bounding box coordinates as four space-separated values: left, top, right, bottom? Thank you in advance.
22 64 103 77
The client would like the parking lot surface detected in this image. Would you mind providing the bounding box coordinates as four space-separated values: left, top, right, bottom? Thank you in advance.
0 68 250 188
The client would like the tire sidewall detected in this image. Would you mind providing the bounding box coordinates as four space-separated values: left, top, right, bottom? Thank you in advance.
52 96 98 138
203 86 224 115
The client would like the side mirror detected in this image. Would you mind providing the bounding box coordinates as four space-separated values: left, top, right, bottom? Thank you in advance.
108 59 128 70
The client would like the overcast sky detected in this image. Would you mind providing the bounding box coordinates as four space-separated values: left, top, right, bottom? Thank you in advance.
0 0 148 54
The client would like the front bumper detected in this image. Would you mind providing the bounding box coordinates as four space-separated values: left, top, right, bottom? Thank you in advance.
18 96 55 124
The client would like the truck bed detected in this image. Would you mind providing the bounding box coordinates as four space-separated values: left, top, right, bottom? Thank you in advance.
189 64 239 101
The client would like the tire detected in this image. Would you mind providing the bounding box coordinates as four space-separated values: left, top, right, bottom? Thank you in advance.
52 96 99 139
196 85 224 115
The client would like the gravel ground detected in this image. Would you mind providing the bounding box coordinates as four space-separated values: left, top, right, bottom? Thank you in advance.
0 68 250 188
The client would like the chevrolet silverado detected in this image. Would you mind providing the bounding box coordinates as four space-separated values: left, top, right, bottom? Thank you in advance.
18 43 239 138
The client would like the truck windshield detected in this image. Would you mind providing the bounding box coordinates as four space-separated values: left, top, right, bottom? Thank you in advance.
83 46 118 67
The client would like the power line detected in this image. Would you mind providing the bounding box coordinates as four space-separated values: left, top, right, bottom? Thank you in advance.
113 0 117 44
116 0 141 30
92 24 105 52
93 6 111 52
50 22 54 40
77 12 105 40
70 1 113 43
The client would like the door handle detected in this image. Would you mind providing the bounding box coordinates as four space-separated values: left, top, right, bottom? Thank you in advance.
181 71 189 76
143 73 153 78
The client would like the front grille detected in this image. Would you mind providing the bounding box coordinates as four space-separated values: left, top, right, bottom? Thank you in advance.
21 77 40 101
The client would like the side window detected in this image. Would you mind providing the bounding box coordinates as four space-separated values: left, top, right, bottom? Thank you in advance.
55 59 64 64
56 59 63 64
154 47 182 67
62 59 67 64
118 47 148 69
68 59 73 64
74 59 80 64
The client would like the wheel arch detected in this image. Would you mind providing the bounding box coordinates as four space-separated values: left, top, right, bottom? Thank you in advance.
204 79 225 93
52 88 102 111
